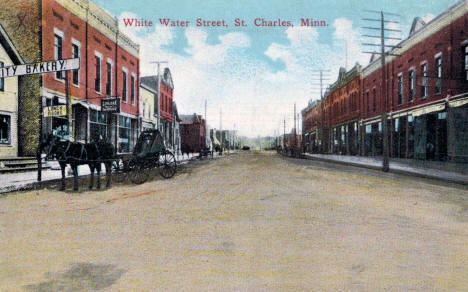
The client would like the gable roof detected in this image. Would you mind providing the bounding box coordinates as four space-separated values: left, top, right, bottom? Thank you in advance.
0 23 24 65
180 114 201 124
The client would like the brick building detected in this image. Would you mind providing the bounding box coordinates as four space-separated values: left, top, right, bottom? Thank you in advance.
302 99 326 153
302 1 468 163
0 0 140 155
180 114 206 153
324 64 362 155
140 68 175 148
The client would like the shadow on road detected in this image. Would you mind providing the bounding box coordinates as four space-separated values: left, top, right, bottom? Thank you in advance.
23 262 126 292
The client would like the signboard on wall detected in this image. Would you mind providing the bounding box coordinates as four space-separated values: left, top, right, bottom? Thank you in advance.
101 98 121 113
0 58 80 78
43 105 67 118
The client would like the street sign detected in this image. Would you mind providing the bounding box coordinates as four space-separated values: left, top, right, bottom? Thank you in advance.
0 58 80 78
101 98 121 113
43 105 67 117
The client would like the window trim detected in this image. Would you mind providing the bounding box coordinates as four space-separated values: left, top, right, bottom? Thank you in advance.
408 67 415 102
0 113 11 145
0 60 5 92
106 58 113 96
131 73 137 106
71 38 81 87
420 61 428 99
122 67 128 103
397 72 404 105
94 51 103 94
54 27 65 82
434 53 443 95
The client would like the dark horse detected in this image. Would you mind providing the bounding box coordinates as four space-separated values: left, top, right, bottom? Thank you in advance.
181 143 193 159
42 135 116 191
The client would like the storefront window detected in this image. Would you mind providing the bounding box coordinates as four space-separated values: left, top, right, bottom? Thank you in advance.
408 115 415 158
90 110 107 142
0 114 11 144
119 115 132 153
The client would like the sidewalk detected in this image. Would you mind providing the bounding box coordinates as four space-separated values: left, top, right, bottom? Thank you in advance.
0 152 219 194
304 153 468 185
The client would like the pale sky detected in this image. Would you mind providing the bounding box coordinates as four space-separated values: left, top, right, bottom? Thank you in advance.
94 0 458 137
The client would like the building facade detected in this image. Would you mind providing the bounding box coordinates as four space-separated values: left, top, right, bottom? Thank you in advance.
140 68 175 149
0 24 24 158
180 114 206 153
301 1 468 164
0 0 140 155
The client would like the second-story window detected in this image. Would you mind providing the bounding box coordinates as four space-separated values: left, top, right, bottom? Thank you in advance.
72 43 80 86
409 69 415 102
0 61 4 92
95 55 101 92
372 88 376 112
131 74 135 105
122 70 128 102
366 91 370 112
54 34 63 79
464 45 468 81
106 61 112 96
435 55 442 94
398 74 404 105
421 63 428 98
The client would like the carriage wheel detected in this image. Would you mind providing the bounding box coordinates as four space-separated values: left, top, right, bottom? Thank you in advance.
160 151 177 179
130 162 150 184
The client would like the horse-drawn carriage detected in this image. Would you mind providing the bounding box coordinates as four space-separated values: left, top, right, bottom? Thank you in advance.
113 129 177 184
41 129 177 191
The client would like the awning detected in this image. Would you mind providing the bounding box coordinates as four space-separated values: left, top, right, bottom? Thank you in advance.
363 116 381 125
211 135 221 146
391 111 408 119
449 96 468 108
410 103 445 117
72 99 101 111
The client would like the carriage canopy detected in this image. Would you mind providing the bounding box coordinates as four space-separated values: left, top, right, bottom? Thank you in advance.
133 129 166 157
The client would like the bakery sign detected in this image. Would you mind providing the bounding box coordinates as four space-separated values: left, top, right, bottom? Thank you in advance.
0 58 80 78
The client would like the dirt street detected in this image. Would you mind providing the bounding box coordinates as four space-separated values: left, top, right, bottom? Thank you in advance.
1 151 468 291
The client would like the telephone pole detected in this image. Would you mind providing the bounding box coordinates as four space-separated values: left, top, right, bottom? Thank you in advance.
361 10 401 172
150 61 168 131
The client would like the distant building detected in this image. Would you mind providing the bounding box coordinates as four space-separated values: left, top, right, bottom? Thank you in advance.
180 113 206 153
140 68 174 147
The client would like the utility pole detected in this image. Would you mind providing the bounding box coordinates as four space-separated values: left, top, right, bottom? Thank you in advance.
361 10 401 172
150 61 168 132
205 99 208 150
294 103 297 148
310 70 331 100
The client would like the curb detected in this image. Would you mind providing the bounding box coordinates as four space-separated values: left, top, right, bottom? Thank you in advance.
0 156 199 195
302 154 468 186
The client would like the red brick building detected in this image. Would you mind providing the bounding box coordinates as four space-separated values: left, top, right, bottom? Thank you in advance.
324 64 362 155
180 114 206 153
140 68 175 146
1 0 140 154
302 1 468 162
